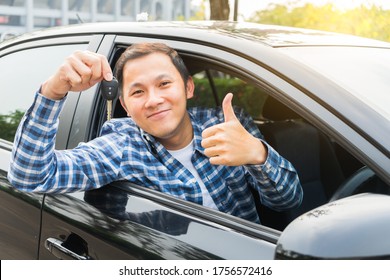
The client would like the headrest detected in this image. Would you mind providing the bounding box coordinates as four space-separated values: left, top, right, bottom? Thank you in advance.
262 96 301 121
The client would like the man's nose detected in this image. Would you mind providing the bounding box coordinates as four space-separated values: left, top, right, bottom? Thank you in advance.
145 89 164 108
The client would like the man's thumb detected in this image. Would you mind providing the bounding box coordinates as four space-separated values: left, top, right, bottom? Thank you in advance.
222 93 237 122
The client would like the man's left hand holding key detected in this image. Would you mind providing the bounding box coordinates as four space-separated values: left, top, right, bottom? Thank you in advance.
41 50 113 100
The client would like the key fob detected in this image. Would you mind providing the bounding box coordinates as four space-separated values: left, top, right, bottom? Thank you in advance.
101 76 118 101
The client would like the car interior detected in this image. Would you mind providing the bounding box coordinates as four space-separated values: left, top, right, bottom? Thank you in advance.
93 46 388 231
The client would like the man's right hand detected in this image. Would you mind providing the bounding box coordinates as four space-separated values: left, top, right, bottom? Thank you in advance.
41 50 113 100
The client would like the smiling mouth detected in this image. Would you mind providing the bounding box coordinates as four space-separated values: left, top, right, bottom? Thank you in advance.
147 109 170 119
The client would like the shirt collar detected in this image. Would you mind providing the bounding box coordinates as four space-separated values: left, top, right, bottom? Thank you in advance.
188 110 206 155
140 110 206 156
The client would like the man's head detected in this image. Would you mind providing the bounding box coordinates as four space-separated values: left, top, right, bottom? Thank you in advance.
115 42 195 150
115 42 191 98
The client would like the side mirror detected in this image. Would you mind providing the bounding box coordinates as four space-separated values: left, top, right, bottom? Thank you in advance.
275 193 390 259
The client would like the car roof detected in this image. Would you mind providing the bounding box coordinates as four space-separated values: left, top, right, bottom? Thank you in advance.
2 21 390 49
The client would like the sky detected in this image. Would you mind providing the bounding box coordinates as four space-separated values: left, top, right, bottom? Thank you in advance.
230 0 390 19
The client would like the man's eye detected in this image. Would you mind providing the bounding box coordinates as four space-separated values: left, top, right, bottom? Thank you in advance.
160 81 171 87
131 90 143 96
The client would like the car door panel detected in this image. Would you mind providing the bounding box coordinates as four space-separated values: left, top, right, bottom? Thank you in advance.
0 170 43 259
0 35 100 259
39 184 277 259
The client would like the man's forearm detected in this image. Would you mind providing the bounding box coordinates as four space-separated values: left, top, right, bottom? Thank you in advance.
8 91 65 192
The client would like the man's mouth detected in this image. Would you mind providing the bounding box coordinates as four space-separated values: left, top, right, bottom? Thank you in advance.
147 109 170 119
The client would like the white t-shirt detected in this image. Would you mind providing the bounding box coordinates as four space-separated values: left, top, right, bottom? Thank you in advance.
168 140 218 210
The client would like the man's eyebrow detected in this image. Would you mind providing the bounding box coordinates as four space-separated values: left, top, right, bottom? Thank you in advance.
122 83 141 96
124 74 175 93
127 82 143 89
128 74 174 88
156 73 174 81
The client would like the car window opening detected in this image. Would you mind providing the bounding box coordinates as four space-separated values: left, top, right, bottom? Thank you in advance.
100 47 372 231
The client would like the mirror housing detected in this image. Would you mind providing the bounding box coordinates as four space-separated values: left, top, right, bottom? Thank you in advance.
275 193 390 259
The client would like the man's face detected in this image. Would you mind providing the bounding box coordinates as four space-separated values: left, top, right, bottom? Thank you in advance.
119 52 194 148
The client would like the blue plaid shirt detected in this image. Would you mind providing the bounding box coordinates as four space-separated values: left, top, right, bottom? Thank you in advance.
9 92 303 223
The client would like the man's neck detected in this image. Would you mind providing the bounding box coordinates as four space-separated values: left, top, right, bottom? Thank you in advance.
156 113 194 151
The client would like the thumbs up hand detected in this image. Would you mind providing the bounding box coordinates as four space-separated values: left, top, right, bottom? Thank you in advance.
221 92 237 122
201 93 267 166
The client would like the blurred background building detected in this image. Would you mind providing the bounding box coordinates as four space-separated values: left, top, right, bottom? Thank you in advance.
0 0 194 36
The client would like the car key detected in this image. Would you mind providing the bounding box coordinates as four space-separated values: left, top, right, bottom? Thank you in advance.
101 76 118 121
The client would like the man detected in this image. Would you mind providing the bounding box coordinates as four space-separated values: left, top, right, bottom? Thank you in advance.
8 42 302 224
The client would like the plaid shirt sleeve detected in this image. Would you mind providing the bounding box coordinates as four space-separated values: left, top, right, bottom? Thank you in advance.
246 142 303 210
8 91 64 192
8 91 127 193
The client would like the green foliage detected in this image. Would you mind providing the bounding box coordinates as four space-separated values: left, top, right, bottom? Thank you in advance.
0 110 24 142
188 77 267 118
249 3 390 42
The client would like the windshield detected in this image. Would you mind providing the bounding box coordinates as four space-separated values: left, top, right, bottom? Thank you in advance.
279 46 390 120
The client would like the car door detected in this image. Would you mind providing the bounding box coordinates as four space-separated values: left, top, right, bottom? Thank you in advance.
38 34 283 260
0 34 97 259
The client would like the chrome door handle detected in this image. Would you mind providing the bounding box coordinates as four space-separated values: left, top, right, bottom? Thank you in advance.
45 237 92 260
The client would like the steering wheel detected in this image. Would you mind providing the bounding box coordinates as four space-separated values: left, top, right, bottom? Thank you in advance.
329 166 376 202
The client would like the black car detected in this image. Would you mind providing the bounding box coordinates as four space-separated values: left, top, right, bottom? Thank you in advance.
1 21 390 260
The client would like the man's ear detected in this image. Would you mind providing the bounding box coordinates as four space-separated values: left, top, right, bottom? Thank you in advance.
186 76 195 99
119 96 131 117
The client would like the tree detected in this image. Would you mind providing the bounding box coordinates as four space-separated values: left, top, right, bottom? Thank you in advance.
209 0 230 20
0 109 24 142
249 3 390 43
